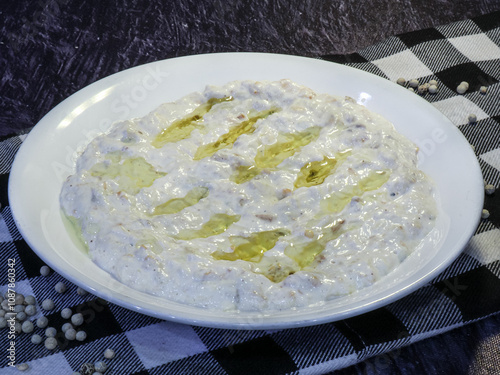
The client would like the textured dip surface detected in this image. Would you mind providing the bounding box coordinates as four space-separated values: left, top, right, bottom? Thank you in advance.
60 80 437 311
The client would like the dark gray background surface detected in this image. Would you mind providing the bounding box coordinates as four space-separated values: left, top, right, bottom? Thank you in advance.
2 1 500 374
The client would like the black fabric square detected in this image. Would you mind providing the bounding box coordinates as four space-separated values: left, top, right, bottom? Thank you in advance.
484 192 500 229
433 265 500 321
459 118 500 156
0 173 9 208
211 335 297 375
435 62 499 92
151 352 225 375
398 27 446 48
335 308 409 350
45 299 123 351
321 53 369 64
473 10 500 32
13 239 45 278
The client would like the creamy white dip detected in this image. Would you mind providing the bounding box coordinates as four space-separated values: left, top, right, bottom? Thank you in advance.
60 79 437 311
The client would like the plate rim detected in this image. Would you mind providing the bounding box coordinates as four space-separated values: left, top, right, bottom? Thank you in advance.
8 52 484 329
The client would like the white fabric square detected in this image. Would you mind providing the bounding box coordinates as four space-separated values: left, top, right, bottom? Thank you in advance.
465 229 500 264
126 321 207 369
1 353 73 374
432 96 489 126
449 34 500 62
481 148 500 172
0 215 13 243
371 50 434 82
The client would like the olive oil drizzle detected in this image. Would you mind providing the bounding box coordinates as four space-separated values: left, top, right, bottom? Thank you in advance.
152 187 209 215
193 108 280 160
254 126 322 168
61 210 89 253
90 155 166 195
175 213 241 241
229 164 262 184
212 228 290 262
152 96 233 148
294 150 351 189
321 170 390 213
284 219 345 269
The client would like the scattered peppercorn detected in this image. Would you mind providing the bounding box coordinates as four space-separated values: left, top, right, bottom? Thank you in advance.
76 287 88 297
40 266 51 277
468 114 477 124
482 209 490 219
480 86 487 94
61 308 72 319
16 363 29 371
44 337 58 350
94 361 107 373
76 331 87 341
71 313 84 326
55 282 67 294
65 328 77 341
428 84 438 94
62 322 73 333
409 79 419 88
103 348 115 359
31 334 43 345
397 77 406 85
41 299 55 311
36 316 49 329
485 184 496 195
457 83 468 94
45 327 57 338
21 320 34 334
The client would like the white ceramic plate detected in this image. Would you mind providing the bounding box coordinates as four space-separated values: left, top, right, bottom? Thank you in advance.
9 53 483 329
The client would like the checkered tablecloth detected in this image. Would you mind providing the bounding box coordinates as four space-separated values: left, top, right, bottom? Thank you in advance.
1 10 499 374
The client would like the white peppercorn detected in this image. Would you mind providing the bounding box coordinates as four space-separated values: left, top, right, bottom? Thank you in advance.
61 308 72 319
480 86 487 94
25 305 36 316
76 287 88 297
14 304 25 313
71 313 84 326
15 294 25 305
396 77 406 85
14 321 22 334
44 337 58 350
55 282 67 294
1 299 9 310
36 316 49 329
428 84 438 94
76 330 87 341
0 310 5 317
16 311 27 321
429 79 438 86
417 85 427 94
65 328 77 341
21 320 34 333
62 322 73 333
409 79 419 88
468 114 477 123
45 327 57 338
103 348 115 359
0 317 7 329
16 363 29 371
457 84 468 94
482 209 490 219
485 184 496 195
460 81 470 89
42 299 55 311
24 295 36 305
31 334 43 345
94 361 107 373
40 266 51 277
408 87 415 92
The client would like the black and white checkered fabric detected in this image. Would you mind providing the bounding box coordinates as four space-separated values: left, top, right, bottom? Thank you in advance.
1 11 499 374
